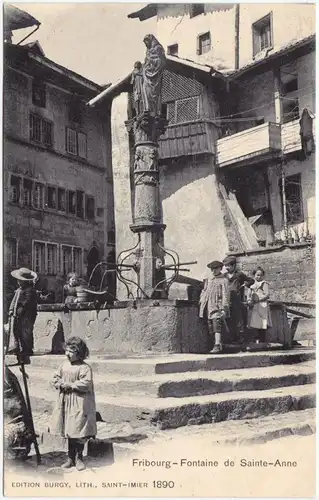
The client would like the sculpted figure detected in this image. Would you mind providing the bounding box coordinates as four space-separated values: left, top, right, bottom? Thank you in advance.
131 61 144 116
141 34 166 116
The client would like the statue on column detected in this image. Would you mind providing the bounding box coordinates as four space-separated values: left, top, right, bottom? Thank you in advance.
131 34 166 118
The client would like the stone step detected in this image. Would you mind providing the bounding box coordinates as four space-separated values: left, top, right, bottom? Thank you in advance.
7 347 316 376
24 377 316 430
34 408 316 453
13 359 316 399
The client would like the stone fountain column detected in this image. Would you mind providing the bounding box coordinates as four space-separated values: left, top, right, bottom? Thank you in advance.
125 34 168 298
128 114 167 297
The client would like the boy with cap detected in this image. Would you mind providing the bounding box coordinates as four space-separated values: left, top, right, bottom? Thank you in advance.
222 256 254 344
199 261 230 354
7 267 38 365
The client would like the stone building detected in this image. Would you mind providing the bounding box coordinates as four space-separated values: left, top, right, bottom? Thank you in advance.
95 2 314 304
3 40 115 306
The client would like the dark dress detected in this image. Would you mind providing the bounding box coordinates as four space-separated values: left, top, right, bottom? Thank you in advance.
226 271 254 341
8 285 37 356
64 285 77 304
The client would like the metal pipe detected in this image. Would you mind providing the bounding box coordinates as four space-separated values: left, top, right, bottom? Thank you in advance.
235 4 240 70
163 260 197 267
17 24 40 46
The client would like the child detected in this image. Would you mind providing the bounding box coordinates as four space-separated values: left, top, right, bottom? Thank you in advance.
222 256 254 344
247 267 272 344
8 267 38 364
52 337 97 471
63 273 79 304
199 261 230 354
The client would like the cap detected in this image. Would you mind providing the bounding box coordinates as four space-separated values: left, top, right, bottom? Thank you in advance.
207 260 223 270
223 255 237 265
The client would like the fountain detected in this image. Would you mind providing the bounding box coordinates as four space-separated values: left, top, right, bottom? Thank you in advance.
34 35 208 355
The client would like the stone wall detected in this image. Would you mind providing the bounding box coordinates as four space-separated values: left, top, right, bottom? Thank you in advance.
234 243 315 303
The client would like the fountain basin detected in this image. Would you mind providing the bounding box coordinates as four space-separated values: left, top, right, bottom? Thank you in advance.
34 299 208 355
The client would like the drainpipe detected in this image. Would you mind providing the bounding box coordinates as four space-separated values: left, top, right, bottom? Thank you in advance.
280 159 288 241
235 4 240 70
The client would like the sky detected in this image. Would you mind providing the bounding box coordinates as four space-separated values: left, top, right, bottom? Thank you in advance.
11 3 156 85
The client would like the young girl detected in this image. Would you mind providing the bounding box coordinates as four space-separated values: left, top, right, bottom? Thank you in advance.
52 337 97 470
63 273 79 304
247 267 272 344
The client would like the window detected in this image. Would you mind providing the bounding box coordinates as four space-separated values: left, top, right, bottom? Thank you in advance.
68 98 83 124
68 191 76 214
33 241 46 274
34 183 45 209
282 99 299 124
76 190 84 218
30 114 53 147
281 66 299 124
252 13 273 57
167 44 179 56
6 238 18 267
47 186 57 209
73 247 83 275
61 245 83 276
57 188 66 212
96 207 104 217
86 196 95 219
32 80 46 108
62 245 73 276
10 175 21 203
22 178 32 206
279 173 303 225
190 4 205 17
282 78 298 94
66 128 87 159
66 128 77 155
167 96 200 124
197 32 211 55
47 244 58 275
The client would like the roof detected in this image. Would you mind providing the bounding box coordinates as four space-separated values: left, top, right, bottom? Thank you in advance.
230 34 315 80
128 3 234 21
5 43 106 95
166 54 226 78
128 3 157 21
87 54 225 107
4 4 40 30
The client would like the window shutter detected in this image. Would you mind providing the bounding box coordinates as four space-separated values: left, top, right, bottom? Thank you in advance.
78 132 87 159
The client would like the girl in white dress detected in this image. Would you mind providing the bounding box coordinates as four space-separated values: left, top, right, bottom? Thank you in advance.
247 267 272 344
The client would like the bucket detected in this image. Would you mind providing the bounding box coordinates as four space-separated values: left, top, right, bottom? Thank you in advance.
76 286 89 303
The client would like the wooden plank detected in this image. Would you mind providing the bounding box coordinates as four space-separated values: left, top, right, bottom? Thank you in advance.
226 198 259 249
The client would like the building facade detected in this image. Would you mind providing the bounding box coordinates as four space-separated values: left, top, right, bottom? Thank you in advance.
93 3 316 302
3 41 115 306
129 3 315 71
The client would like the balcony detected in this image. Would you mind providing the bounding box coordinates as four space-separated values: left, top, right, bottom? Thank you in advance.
216 122 282 168
159 120 215 159
281 119 302 154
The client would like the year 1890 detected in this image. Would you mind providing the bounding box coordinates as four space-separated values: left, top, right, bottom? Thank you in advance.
153 481 175 488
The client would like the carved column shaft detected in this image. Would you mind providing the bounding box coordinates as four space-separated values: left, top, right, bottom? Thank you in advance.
126 113 167 297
